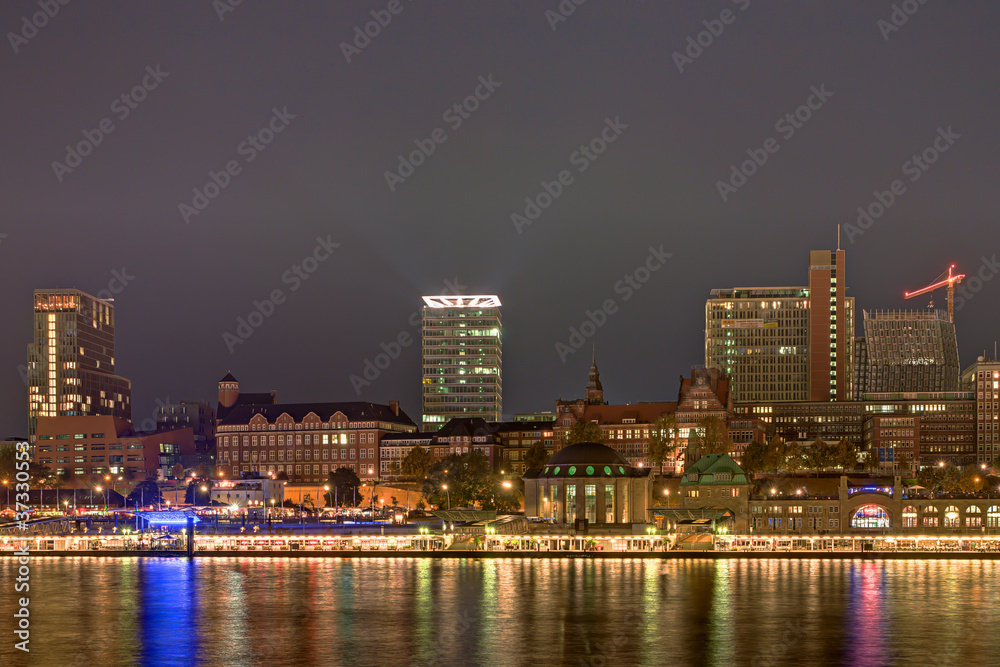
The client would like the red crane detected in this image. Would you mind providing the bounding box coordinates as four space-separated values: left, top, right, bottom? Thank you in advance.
904 264 965 324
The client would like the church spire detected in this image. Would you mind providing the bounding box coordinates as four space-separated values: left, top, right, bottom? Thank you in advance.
586 348 603 405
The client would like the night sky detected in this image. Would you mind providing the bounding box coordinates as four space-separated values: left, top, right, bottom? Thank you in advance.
2 1 999 437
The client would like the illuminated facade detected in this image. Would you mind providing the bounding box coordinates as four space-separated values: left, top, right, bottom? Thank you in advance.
34 414 195 479
962 358 1000 464
27 289 132 443
861 309 960 394
705 249 854 404
421 295 502 430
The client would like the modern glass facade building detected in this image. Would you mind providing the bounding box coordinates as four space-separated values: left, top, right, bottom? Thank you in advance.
26 289 132 442
861 309 960 394
421 295 502 431
705 287 811 403
705 249 854 404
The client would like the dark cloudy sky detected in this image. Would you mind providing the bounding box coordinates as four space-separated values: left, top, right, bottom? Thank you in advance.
2 1 999 437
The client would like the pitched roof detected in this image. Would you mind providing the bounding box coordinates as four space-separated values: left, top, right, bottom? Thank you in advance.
490 420 554 433
570 402 677 425
680 454 749 486
217 401 416 428
219 372 238 383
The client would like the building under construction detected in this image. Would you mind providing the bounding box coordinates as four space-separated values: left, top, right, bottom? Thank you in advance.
858 309 961 396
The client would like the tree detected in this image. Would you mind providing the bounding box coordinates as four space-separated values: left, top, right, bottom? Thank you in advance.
686 416 732 464
128 479 163 507
956 467 984 494
400 446 432 479
194 463 213 479
390 495 399 507
276 471 289 481
421 451 501 509
328 467 361 506
523 441 550 471
170 463 184 480
917 464 961 493
779 441 801 472
564 421 604 446
833 438 859 471
740 439 769 475
861 450 880 472
649 414 678 474
185 480 213 505
804 437 826 471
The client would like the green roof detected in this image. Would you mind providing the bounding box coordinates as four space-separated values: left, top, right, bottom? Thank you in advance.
680 453 749 486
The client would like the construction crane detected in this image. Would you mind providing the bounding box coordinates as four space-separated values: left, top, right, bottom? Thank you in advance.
904 264 965 324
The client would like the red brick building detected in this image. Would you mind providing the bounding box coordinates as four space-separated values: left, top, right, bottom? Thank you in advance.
35 414 195 481
214 374 417 483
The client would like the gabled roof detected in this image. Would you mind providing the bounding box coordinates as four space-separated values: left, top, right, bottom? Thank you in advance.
219 372 238 383
564 402 677 426
217 402 416 428
490 420 554 433
680 454 749 486
434 417 498 439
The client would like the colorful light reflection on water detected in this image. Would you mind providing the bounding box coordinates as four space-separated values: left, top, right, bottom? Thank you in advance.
2 557 1000 666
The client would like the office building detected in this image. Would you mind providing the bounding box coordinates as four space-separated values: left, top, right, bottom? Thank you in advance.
26 289 132 442
706 249 854 403
34 414 195 480
215 373 417 483
421 295 502 430
962 357 1000 464
861 309 960 394
156 400 216 453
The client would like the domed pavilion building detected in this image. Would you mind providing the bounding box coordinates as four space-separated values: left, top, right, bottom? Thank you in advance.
522 442 652 528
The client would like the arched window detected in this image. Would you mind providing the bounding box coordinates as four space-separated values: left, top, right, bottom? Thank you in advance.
923 505 938 528
966 506 982 528
987 506 1000 528
851 504 889 529
902 506 917 529
944 506 960 529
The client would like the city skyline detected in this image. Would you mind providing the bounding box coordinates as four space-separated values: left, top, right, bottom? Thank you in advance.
2 2 999 440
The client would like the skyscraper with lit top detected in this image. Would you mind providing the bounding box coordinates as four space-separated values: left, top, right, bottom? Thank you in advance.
421 295 502 431
26 288 132 442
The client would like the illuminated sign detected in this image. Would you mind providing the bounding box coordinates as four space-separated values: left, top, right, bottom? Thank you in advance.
422 295 501 308
721 319 778 329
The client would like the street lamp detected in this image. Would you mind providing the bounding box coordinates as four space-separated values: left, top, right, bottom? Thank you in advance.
442 484 450 510
324 484 330 512
2 480 8 510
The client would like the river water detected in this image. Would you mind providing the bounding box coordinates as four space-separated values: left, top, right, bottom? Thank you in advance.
2 557 999 666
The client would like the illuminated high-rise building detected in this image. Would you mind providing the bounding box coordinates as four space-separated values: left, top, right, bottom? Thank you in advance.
26 289 132 442
421 295 502 431
705 249 854 403
862 309 960 395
